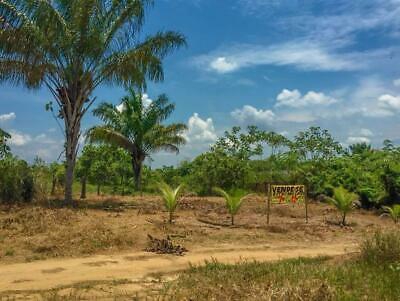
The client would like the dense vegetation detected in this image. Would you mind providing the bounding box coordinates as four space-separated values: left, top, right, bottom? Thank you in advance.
1 124 400 211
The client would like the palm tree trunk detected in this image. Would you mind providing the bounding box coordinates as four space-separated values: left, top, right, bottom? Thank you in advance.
342 213 346 226
132 156 143 193
231 214 234 226
64 156 75 205
169 211 173 224
97 184 101 196
80 176 87 199
64 111 81 206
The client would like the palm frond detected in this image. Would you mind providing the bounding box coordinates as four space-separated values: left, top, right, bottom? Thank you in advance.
86 126 136 153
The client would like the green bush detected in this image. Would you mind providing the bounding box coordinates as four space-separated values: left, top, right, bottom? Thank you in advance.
0 156 34 203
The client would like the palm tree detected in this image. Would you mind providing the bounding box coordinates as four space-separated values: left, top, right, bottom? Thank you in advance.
0 0 186 204
158 182 183 223
87 89 187 191
326 186 358 226
382 205 400 224
213 187 248 226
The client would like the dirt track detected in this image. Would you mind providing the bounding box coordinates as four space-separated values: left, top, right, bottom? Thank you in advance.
0 240 357 296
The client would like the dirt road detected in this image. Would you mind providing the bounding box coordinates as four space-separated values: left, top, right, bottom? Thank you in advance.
0 241 358 296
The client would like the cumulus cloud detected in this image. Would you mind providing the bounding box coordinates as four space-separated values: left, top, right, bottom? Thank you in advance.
116 94 153 112
7 130 63 161
231 105 275 125
276 89 337 108
347 136 371 144
0 112 16 123
185 113 217 143
8 130 32 146
378 94 400 113
210 57 239 73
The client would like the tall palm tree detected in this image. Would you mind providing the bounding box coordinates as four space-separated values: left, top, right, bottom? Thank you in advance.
0 0 186 204
87 89 187 190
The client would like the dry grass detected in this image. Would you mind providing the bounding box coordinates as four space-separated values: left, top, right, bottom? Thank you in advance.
0 194 395 263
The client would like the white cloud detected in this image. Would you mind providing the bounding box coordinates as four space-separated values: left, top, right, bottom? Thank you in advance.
195 41 368 74
185 113 217 143
231 105 275 126
276 89 337 108
0 112 16 123
359 128 374 137
210 57 239 73
8 130 32 146
116 94 152 112
7 130 64 161
347 136 371 144
277 112 317 123
378 94 400 113
142 94 153 107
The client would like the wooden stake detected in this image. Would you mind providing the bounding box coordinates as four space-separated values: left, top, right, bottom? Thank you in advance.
305 185 309 224
267 183 271 225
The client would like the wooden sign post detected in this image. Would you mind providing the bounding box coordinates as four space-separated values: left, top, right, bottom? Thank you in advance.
267 183 271 225
269 184 308 224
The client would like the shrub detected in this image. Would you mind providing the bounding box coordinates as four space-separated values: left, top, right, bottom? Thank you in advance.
0 156 34 203
361 231 400 266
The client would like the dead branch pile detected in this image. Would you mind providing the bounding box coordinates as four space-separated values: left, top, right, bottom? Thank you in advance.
145 234 188 256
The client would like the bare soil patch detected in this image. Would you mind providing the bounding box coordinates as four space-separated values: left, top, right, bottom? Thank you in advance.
0 194 396 299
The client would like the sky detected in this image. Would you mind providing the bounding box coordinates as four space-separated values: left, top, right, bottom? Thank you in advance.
1 0 400 167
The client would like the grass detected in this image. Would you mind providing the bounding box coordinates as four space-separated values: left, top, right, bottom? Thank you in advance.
156 231 400 301
0 205 142 262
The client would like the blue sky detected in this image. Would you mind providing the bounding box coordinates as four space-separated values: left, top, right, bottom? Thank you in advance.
1 0 400 166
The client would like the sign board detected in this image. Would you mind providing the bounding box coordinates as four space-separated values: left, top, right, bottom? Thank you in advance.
270 185 305 204
265 184 309 224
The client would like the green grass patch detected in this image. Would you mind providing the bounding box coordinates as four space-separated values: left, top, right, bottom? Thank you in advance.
156 232 400 301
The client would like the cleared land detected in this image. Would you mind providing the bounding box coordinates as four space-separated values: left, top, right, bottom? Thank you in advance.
0 195 396 300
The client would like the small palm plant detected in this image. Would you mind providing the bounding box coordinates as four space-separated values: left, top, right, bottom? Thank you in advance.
213 188 248 226
158 182 184 224
326 187 358 226
382 205 400 224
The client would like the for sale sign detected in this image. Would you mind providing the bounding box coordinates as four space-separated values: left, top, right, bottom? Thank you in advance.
270 185 306 204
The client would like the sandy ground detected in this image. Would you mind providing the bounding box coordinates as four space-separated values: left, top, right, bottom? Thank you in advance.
0 241 357 299
0 195 393 299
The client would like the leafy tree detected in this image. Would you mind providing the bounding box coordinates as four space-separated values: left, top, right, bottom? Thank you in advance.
76 145 97 198
0 128 10 159
383 139 395 152
326 187 358 226
349 142 372 155
213 187 247 226
0 0 186 204
158 182 183 223
49 162 65 195
291 126 342 161
263 131 290 156
88 89 187 191
188 150 249 195
212 126 263 160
